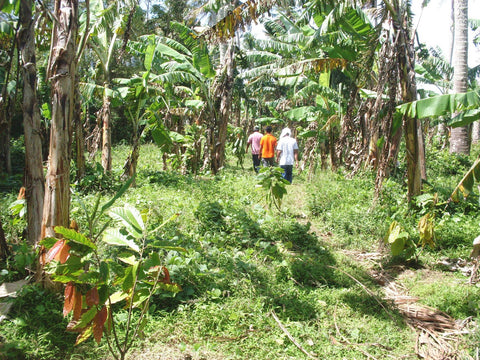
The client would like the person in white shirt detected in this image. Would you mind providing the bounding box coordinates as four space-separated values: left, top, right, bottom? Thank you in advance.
276 127 299 183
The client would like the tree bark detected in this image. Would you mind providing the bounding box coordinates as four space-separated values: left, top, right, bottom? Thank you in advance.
450 0 469 155
74 74 85 180
472 121 480 145
101 83 112 173
0 217 8 261
393 2 422 201
42 0 78 239
0 26 17 175
18 0 45 246
210 41 234 174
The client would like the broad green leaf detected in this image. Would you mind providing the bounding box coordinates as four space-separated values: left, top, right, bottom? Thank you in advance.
385 221 409 256
118 254 138 266
144 36 155 71
185 99 204 110
397 90 480 120
40 237 59 249
108 205 144 238
448 109 480 128
284 106 316 122
122 266 134 292
109 291 128 304
73 306 98 330
98 285 109 304
78 271 101 284
54 226 97 250
99 261 109 283
75 326 93 345
451 158 480 201
100 176 135 214
51 275 80 283
151 127 173 149
390 237 406 256
103 228 140 253
132 288 150 308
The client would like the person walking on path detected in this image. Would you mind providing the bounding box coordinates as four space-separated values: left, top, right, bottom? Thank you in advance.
246 126 263 172
276 127 299 183
259 126 277 167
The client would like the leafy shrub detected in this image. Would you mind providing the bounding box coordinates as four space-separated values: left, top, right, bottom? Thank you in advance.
0 241 36 283
195 200 226 232
73 162 118 193
263 218 317 249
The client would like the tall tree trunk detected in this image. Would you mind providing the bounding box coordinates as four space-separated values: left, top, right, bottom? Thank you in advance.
42 0 78 239
74 74 85 180
122 134 140 185
418 121 427 180
100 83 112 173
450 0 469 155
0 26 17 175
0 105 12 175
0 217 8 261
392 2 422 201
472 121 480 145
18 0 45 246
210 41 234 174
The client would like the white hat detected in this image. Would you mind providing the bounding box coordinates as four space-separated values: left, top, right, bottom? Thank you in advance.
280 127 291 137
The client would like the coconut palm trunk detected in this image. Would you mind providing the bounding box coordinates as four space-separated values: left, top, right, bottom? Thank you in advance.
18 0 45 246
450 0 469 155
42 0 78 239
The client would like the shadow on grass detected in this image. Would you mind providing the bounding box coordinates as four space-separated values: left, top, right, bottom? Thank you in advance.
0 285 77 360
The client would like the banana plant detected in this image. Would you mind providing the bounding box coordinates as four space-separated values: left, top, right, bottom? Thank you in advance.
81 0 129 172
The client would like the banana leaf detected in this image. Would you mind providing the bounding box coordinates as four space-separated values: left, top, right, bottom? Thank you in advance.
450 157 480 202
397 90 480 121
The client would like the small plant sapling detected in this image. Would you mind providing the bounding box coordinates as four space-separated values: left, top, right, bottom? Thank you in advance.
256 167 289 211
42 204 182 360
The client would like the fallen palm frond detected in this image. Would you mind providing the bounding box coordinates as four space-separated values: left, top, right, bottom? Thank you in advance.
378 271 473 360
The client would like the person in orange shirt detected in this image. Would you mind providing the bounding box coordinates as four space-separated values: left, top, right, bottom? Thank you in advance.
259 126 277 167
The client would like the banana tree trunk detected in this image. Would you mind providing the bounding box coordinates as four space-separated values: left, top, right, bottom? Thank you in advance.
395 5 422 201
42 0 78 239
211 41 234 174
18 0 45 246
74 83 85 180
101 83 112 173
450 0 469 155
122 135 140 186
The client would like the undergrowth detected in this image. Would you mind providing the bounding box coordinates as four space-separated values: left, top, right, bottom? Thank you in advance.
0 143 478 359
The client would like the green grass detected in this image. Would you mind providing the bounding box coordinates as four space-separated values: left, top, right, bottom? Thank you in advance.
0 143 479 359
